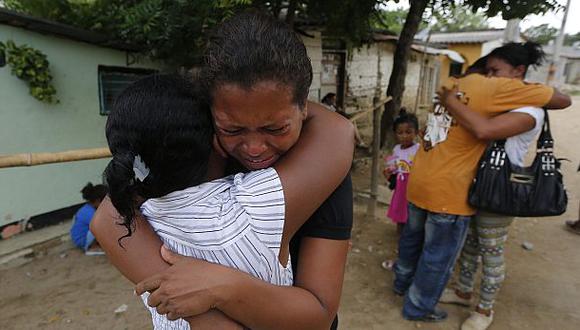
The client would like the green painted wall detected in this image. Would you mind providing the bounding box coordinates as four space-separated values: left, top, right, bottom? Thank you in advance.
0 25 163 227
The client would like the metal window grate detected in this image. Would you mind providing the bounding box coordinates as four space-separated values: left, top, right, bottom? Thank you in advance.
98 66 156 115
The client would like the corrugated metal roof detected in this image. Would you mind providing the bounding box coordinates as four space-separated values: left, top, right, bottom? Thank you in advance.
410 44 465 63
429 29 505 44
0 8 141 52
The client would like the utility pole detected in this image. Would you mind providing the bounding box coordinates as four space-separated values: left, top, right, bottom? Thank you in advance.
546 0 571 87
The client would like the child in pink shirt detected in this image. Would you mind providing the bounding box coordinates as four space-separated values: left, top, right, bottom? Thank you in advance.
382 108 419 270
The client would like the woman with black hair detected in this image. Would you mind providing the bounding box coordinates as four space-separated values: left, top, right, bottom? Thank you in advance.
92 11 354 330
437 42 572 330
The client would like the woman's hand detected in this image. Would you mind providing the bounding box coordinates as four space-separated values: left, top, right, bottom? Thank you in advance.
437 85 460 109
135 246 237 321
383 167 394 179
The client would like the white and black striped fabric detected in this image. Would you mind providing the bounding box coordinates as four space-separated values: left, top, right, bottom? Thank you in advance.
139 168 292 330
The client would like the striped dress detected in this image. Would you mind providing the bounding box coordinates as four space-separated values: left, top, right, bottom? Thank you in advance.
139 168 293 329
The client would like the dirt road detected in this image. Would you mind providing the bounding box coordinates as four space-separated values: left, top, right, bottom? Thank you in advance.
1 98 579 329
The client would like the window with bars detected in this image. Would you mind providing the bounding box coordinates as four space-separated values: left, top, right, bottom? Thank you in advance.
419 65 438 107
98 66 157 115
449 61 463 77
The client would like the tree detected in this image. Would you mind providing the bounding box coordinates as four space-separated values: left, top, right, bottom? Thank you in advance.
564 31 580 46
380 0 561 146
525 24 558 45
371 7 412 34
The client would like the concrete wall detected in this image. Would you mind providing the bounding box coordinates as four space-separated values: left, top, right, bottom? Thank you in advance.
343 42 439 137
0 25 162 226
344 43 393 112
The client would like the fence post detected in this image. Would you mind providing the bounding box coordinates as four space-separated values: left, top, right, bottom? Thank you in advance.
367 96 383 218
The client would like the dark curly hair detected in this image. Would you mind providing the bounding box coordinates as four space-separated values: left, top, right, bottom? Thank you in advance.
80 182 108 203
104 74 213 241
488 41 546 73
393 107 419 132
201 10 313 109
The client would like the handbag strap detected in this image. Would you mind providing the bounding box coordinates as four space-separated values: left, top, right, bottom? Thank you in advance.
537 108 554 150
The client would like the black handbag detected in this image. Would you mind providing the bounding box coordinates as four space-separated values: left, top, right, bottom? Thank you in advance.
468 109 567 217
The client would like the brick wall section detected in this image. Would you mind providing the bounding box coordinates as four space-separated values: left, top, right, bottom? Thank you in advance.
345 43 438 133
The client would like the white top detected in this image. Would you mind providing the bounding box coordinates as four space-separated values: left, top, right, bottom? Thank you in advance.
139 168 292 330
504 107 545 167
392 143 420 175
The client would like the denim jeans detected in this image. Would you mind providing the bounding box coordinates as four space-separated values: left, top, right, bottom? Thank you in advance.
394 203 471 318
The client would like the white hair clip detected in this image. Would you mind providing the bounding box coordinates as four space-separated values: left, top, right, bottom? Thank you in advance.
133 155 150 182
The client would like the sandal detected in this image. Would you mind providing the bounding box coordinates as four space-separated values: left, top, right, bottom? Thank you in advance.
565 220 580 235
381 260 395 270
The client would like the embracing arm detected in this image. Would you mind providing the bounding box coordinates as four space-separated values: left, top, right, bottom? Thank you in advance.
439 86 535 140
90 147 228 283
492 78 571 110
91 156 242 328
90 196 167 283
136 175 354 330
138 238 348 330
219 238 349 329
546 89 572 109
274 102 355 238
92 200 243 329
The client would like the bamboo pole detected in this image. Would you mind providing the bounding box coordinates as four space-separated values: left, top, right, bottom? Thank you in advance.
366 96 392 218
349 96 392 123
0 147 111 169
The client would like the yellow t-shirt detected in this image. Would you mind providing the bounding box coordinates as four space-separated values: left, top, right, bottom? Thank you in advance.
407 74 554 216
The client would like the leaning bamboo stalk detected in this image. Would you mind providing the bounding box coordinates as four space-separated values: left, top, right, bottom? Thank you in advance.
349 96 392 122
0 147 112 169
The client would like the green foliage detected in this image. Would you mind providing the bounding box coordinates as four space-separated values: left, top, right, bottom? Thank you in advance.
441 0 561 20
371 7 412 34
524 25 580 47
5 0 392 66
0 40 58 104
299 0 391 48
564 32 580 46
430 5 489 32
524 24 558 45
4 0 561 67
4 0 252 67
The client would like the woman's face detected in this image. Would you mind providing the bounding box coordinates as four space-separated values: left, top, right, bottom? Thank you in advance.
486 57 526 80
212 81 307 170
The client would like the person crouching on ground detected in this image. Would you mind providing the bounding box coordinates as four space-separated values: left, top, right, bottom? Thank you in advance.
69 182 107 255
